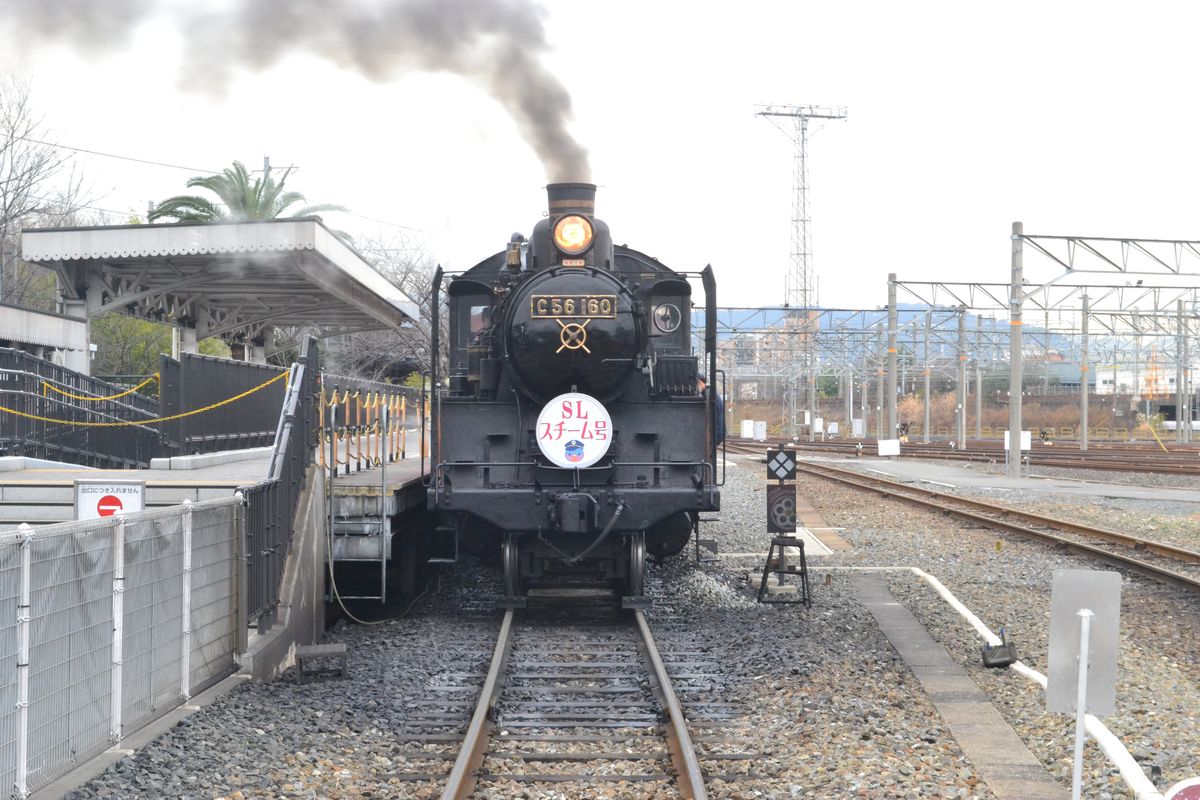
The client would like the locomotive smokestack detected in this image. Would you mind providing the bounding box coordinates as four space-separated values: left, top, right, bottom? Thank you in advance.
536 182 611 271
547 183 597 218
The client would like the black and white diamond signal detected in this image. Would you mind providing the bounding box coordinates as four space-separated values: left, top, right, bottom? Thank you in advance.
766 449 797 481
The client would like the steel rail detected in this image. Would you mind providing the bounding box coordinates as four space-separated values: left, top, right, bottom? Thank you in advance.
800 461 1200 565
728 436 1200 475
634 609 707 800
440 609 707 799
792 460 1200 594
440 609 514 800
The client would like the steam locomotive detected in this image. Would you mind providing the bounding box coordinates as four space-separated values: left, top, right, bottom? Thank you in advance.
428 183 720 606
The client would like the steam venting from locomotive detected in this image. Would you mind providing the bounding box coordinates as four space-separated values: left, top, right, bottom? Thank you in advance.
3 0 590 182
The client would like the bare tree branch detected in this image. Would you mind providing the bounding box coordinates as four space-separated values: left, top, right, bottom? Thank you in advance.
318 232 446 381
0 71 96 310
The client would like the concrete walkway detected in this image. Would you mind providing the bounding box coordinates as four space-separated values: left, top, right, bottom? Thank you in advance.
853 575 1070 799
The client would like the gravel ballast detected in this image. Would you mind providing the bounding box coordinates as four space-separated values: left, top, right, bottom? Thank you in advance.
64 453 1196 799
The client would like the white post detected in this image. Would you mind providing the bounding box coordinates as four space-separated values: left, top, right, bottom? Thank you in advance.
16 525 33 797
180 501 193 701
1071 608 1094 800
379 407 388 604
110 517 126 743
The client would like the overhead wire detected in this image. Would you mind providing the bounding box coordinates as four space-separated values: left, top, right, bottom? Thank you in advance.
5 136 423 234
7 134 219 174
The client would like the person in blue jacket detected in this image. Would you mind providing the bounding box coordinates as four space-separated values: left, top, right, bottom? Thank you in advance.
697 373 725 444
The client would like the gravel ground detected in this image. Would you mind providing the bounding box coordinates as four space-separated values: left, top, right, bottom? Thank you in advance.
795 463 1200 798
823 455 1200 548
65 452 1196 799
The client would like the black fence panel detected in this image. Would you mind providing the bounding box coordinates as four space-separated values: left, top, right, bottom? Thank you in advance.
166 353 286 455
0 347 161 467
158 355 181 456
241 336 320 625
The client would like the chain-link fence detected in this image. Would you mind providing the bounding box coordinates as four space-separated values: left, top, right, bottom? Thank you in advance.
0 497 241 795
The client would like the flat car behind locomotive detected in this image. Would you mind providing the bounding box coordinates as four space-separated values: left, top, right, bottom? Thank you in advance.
429 183 720 606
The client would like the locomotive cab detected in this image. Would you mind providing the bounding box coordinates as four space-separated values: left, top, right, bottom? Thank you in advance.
432 183 720 607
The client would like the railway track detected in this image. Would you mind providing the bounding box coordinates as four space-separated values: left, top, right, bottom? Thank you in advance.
727 436 1200 475
392 609 755 798
784 458 1200 594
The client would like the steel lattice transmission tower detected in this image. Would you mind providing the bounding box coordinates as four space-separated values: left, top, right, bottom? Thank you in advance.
756 104 847 308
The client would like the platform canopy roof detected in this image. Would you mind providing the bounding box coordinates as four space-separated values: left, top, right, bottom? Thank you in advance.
21 218 419 342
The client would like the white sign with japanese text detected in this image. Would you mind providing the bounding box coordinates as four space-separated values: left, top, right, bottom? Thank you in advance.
74 479 145 521
536 393 612 468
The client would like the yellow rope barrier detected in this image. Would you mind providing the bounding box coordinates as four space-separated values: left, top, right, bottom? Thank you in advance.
313 387 417 468
42 372 159 402
1147 417 1171 453
1 370 287 427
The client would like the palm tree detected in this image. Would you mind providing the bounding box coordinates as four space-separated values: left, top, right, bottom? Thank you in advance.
148 161 346 223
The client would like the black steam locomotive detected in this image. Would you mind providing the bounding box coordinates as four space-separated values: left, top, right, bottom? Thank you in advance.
428 183 720 606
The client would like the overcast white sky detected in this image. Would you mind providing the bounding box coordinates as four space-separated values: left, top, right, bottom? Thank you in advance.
6 1 1200 310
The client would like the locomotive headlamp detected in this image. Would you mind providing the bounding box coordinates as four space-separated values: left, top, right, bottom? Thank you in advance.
553 215 594 255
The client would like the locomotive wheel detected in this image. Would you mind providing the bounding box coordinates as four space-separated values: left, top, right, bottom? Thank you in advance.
628 532 646 598
502 535 520 596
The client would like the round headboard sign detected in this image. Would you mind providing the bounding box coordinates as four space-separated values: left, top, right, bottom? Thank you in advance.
535 393 613 468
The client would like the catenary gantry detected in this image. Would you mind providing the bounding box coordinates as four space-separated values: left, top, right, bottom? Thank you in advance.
700 229 1200 459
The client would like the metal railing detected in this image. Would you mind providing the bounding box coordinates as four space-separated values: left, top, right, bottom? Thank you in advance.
239 337 320 626
0 498 241 795
0 346 289 468
318 373 421 474
0 347 160 467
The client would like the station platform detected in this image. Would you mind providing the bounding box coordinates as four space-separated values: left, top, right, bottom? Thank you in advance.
0 450 430 527
808 456 1200 505
325 454 429 501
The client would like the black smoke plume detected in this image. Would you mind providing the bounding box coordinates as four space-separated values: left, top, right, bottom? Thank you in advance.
1 0 591 182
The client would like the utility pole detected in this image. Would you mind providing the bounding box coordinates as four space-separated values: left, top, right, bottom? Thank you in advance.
1009 223 1024 478
1081 294 1089 452
975 316 983 440
923 311 932 443
876 330 885 438
887 274 898 440
845 369 853 434
1177 301 1186 444
957 308 967 448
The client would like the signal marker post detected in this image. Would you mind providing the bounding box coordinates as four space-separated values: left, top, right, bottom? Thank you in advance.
758 449 810 606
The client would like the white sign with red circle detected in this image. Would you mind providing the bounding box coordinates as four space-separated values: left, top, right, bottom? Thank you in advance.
97 495 123 517
1166 778 1200 800
535 392 612 468
74 480 145 521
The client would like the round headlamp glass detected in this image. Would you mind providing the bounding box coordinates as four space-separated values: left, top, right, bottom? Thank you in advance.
553 215 594 254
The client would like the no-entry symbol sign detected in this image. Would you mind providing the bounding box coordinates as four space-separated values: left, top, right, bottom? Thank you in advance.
96 495 123 517
74 480 145 521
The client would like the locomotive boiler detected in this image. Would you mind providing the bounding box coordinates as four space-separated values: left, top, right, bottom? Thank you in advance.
429 183 720 606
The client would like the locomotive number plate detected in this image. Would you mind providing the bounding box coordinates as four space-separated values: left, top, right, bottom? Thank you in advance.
531 294 616 319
